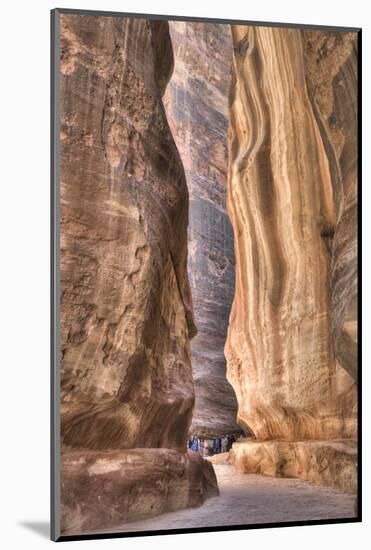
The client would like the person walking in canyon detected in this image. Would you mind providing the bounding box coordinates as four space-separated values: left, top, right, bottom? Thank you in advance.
191 437 199 453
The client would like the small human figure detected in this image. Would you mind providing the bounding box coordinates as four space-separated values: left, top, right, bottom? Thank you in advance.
221 436 228 453
191 438 199 452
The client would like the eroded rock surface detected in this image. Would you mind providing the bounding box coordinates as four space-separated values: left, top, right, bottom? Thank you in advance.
61 449 218 535
60 14 196 453
230 439 357 493
303 30 358 381
164 22 239 435
226 25 357 490
59 13 217 533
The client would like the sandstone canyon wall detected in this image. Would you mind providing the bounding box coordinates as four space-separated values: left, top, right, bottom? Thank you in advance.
303 30 358 382
59 14 217 535
164 22 240 435
226 25 357 491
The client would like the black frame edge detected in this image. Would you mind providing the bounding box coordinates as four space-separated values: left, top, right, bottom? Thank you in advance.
57 517 361 543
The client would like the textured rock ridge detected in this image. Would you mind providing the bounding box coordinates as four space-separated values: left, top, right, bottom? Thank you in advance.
303 31 358 382
226 25 357 489
230 439 357 493
59 14 217 534
164 22 240 435
60 14 195 453
61 449 218 534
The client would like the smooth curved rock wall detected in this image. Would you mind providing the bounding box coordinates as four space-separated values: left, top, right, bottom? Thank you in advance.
60 14 196 452
59 14 218 534
164 22 240 435
226 25 357 443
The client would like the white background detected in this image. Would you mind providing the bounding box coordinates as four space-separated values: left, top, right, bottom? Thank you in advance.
0 0 368 548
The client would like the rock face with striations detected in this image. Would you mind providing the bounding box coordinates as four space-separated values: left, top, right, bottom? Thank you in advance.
59 14 217 535
226 25 357 491
164 22 240 435
302 30 358 382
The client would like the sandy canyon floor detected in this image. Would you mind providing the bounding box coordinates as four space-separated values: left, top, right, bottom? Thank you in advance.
96 464 356 534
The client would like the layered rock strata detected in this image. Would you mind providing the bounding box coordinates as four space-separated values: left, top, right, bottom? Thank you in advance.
226 26 357 490
164 22 240 435
59 13 217 534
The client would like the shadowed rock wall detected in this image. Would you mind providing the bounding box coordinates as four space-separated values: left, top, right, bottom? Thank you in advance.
225 25 357 491
59 14 217 535
164 22 240 435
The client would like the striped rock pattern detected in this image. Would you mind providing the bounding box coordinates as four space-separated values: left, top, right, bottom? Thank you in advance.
303 30 358 381
226 26 357 445
164 22 240 435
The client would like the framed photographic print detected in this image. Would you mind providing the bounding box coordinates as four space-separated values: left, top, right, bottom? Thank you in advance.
51 7 361 541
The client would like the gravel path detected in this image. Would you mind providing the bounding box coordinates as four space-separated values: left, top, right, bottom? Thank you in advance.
105 464 356 533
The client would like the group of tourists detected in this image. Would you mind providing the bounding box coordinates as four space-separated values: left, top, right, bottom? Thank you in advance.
188 434 237 458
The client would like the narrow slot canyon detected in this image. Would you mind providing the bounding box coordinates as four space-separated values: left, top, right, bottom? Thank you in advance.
59 14 358 536
163 22 242 438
